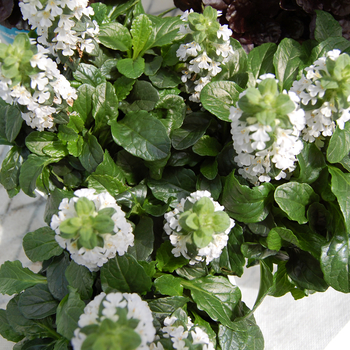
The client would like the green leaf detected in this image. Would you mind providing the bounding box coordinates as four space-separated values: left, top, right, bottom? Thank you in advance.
46 253 70 300
286 249 328 292
114 76 136 101
26 131 57 156
117 56 145 79
98 22 132 51
219 225 245 277
92 82 118 132
73 63 106 87
100 253 152 294
273 38 303 91
147 167 196 207
327 123 350 163
127 217 154 261
0 145 21 196
328 166 350 231
295 142 326 183
274 182 319 224
0 309 24 342
309 37 350 63
0 260 47 295
222 171 274 223
2 104 23 143
111 111 170 161
73 84 95 123
131 14 152 58
200 158 218 180
56 287 85 339
252 260 273 313
181 276 241 329
200 81 243 122
65 262 94 300
145 15 183 49
268 261 296 297
148 68 181 89
100 59 119 80
124 80 159 112
218 322 264 350
147 296 189 319
247 43 277 87
320 203 350 292
79 133 104 173
154 275 183 296
314 10 342 42
44 188 74 225
42 141 68 158
19 154 58 197
18 284 58 319
171 113 211 150
266 227 299 251
23 227 63 262
156 241 189 272
192 136 221 157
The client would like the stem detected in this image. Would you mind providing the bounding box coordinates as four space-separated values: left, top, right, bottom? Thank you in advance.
158 7 177 17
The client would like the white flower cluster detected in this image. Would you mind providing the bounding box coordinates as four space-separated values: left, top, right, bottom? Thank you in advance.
19 0 99 56
230 74 306 184
150 315 214 350
0 45 77 131
51 188 134 271
290 49 350 146
164 190 234 265
72 292 156 350
176 10 234 103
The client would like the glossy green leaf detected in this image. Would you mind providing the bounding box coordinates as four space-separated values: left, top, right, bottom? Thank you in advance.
73 63 106 87
65 262 94 300
114 76 136 101
46 253 70 300
56 287 85 339
274 182 319 224
2 104 23 143
327 123 350 163
117 56 145 79
23 227 63 262
25 131 57 156
131 14 152 58
192 136 221 157
0 260 47 295
268 261 296 297
247 43 277 87
100 253 152 294
0 309 24 342
200 81 243 122
156 241 189 272
181 276 241 329
0 145 21 197
147 296 189 318
98 22 132 51
314 10 342 42
273 38 303 91
18 284 58 319
149 68 181 89
154 274 183 296
309 37 350 63
79 133 104 173
125 80 159 112
73 84 95 123
111 111 170 161
222 171 274 223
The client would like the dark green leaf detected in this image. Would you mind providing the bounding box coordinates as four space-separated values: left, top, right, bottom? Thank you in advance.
147 167 196 207
111 111 170 161
73 63 106 87
274 182 319 224
309 37 350 63
18 284 58 319
200 81 243 122
65 262 94 300
273 38 303 91
200 158 218 180
44 188 74 225
131 14 152 58
0 145 21 196
314 10 342 42
73 84 95 123
156 241 189 273
147 296 189 319
125 80 159 112
26 132 57 156
171 113 211 150
79 133 104 173
56 287 85 339
3 104 23 143
268 261 296 297
181 276 241 329
100 59 119 80
46 253 70 300
100 253 152 294
127 217 154 261
23 227 63 262
222 171 274 223
0 309 24 342
149 68 181 89
0 260 47 295
192 136 221 157
114 76 136 101
327 123 350 163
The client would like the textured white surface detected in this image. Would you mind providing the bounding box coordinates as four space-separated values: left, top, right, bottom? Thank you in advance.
1 0 350 349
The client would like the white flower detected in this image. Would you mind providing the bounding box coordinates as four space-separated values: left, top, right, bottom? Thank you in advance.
72 292 155 350
217 24 232 41
164 190 234 265
51 189 134 271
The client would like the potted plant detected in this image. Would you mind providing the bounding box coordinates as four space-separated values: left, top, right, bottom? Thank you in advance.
0 1 350 349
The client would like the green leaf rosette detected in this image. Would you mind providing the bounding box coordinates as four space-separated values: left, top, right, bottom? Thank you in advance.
164 190 234 265
50 188 134 271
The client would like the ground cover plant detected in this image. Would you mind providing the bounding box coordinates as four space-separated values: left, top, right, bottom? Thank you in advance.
1 1 350 349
